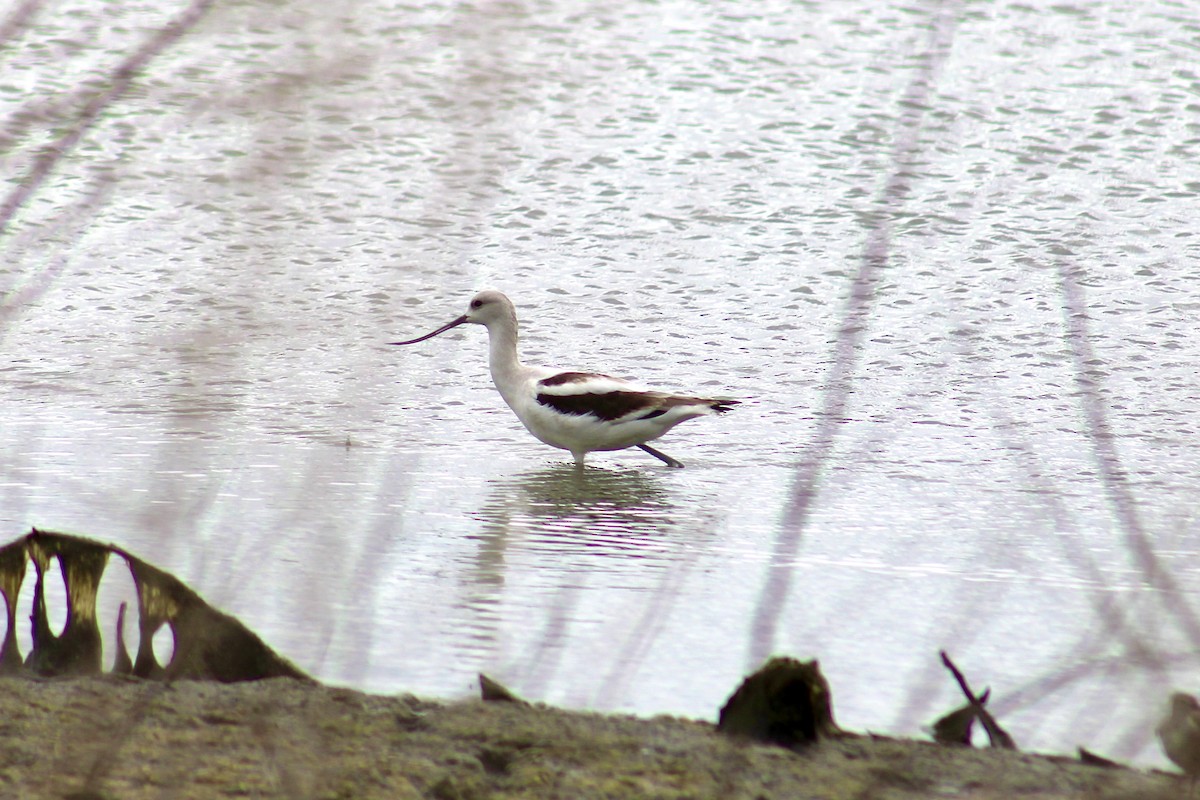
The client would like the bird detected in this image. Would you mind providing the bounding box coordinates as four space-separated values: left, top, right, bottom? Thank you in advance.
389 290 737 468
1158 692 1200 793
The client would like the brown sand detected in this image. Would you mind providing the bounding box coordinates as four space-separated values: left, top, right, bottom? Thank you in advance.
0 676 1183 799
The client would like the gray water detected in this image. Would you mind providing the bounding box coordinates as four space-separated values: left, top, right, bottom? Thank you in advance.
3 0 1200 766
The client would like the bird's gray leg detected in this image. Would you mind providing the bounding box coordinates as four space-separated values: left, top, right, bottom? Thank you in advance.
638 443 684 468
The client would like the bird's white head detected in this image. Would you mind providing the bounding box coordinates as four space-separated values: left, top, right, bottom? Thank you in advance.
463 290 516 328
389 290 517 346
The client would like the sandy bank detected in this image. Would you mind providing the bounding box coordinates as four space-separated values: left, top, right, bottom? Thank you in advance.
0 677 1181 799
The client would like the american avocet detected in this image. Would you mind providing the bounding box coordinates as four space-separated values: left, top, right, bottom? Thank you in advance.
390 290 737 468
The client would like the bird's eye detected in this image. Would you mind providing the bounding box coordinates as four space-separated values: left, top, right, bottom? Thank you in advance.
470 299 483 309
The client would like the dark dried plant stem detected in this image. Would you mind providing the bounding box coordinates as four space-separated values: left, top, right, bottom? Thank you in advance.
0 0 217 240
748 1 964 665
1058 264 1200 645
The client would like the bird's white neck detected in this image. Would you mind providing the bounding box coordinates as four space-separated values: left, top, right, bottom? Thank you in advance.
485 317 526 404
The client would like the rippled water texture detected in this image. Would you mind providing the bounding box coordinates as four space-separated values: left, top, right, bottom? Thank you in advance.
2 0 1199 766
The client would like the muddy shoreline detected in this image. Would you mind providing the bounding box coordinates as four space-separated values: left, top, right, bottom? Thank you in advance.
0 676 1181 799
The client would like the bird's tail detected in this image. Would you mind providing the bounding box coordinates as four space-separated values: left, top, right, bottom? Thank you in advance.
710 398 740 414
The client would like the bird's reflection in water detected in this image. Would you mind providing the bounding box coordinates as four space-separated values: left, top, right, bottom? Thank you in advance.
471 463 675 582
458 464 701 698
